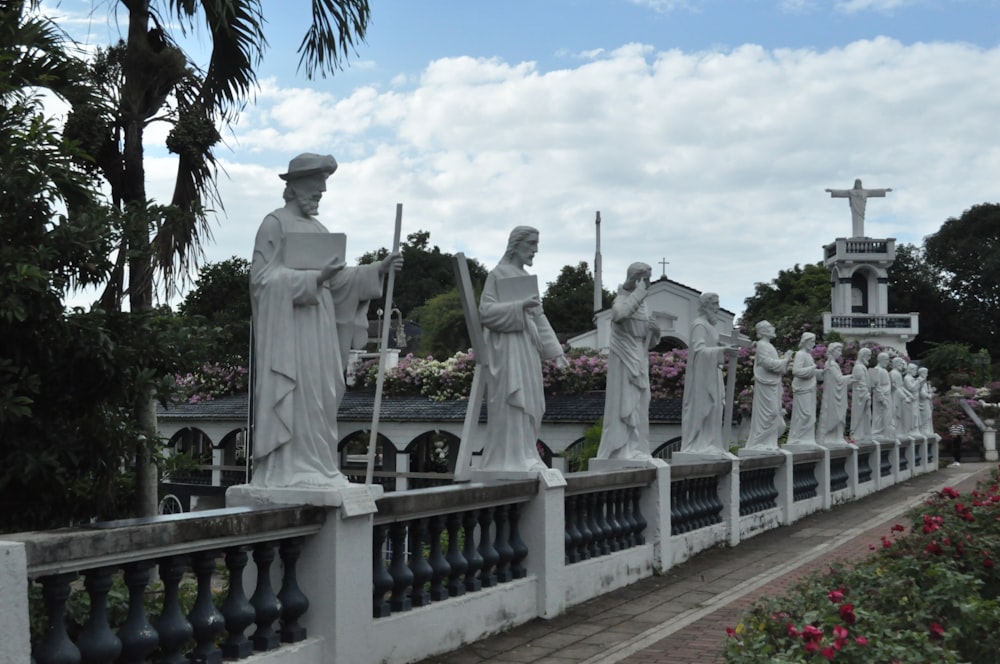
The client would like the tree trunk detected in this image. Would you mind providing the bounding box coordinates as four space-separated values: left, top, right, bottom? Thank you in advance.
123 0 159 517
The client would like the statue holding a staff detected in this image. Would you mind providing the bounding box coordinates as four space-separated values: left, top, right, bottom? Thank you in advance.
249 153 402 488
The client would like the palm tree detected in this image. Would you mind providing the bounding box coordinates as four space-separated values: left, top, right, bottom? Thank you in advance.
65 0 372 514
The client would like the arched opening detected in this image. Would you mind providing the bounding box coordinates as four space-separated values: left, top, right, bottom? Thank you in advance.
405 430 461 488
653 337 687 354
652 436 682 460
406 430 460 474
561 437 589 472
338 430 397 487
536 440 554 468
218 428 249 486
850 271 869 313
165 427 213 485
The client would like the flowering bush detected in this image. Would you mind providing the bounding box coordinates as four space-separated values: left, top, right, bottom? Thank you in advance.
173 363 248 403
361 351 477 401
724 469 1000 663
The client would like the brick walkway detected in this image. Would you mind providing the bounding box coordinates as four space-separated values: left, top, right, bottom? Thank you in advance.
417 462 994 664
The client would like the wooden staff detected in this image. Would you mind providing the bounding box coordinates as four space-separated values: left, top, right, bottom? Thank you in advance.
365 204 403 485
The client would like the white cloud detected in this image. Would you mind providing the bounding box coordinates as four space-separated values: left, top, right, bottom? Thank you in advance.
168 38 1000 322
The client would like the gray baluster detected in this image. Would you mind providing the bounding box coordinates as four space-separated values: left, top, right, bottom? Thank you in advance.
508 502 528 579
250 542 281 651
426 515 451 601
477 507 498 588
564 495 581 563
34 573 81 664
575 494 593 561
388 522 413 612
372 524 394 617
493 504 513 583
188 550 225 663
77 567 122 664
585 492 601 557
278 538 309 642
444 513 467 597
221 546 255 658
631 487 647 545
408 518 432 607
118 562 158 664
462 510 483 592
154 556 192 664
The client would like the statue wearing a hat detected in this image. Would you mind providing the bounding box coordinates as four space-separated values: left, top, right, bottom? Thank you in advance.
250 153 401 488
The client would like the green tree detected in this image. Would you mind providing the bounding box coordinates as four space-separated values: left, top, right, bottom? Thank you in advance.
411 289 474 359
359 229 489 321
541 262 612 340
739 262 830 345
177 256 251 367
886 243 959 359
60 0 372 515
925 203 1000 360
0 2 188 529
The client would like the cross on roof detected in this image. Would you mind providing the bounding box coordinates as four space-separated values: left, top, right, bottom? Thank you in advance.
659 257 669 278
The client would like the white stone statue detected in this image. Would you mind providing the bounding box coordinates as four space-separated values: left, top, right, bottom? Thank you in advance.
479 226 567 471
849 347 873 443
870 352 893 439
904 363 923 436
743 321 792 451
680 292 737 454
817 343 852 446
787 333 823 446
597 263 660 461
250 153 402 488
918 367 935 436
890 357 913 438
825 178 892 237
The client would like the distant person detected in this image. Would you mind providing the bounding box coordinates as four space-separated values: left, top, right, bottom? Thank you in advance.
948 421 966 467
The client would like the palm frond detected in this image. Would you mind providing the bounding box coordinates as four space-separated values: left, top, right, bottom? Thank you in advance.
298 0 370 79
168 0 266 116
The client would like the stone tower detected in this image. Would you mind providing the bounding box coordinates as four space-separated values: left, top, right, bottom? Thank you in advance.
821 179 918 354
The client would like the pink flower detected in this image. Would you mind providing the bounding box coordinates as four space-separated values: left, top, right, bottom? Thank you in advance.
821 646 837 660
827 589 845 603
787 623 800 638
855 636 868 646
941 486 960 499
929 622 945 641
803 641 821 654
839 604 856 624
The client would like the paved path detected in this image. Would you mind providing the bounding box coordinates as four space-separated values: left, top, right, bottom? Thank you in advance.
417 462 994 664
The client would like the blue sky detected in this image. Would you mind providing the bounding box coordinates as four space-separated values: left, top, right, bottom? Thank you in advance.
49 0 1000 318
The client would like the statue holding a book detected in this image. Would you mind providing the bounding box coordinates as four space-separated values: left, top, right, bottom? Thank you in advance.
478 225 568 472
250 153 401 488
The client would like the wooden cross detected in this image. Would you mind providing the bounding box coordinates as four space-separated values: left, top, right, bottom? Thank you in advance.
451 252 488 481
721 327 753 446
658 257 670 277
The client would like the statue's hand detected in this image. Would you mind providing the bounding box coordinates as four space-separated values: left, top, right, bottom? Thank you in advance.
521 296 542 311
379 251 403 276
318 256 347 283
553 354 570 369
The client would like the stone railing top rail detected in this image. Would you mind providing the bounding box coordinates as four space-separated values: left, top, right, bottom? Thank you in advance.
738 454 788 471
788 448 826 464
827 446 856 459
669 459 733 479
5 505 326 577
564 468 658 495
374 480 537 523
